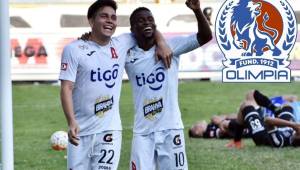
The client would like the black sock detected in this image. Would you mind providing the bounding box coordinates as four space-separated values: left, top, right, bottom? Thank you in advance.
228 120 244 142
253 90 279 112
242 105 270 146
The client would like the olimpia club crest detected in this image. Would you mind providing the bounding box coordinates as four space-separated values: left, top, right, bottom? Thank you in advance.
216 0 297 82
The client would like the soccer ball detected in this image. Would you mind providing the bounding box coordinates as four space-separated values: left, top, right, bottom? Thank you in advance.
50 131 68 151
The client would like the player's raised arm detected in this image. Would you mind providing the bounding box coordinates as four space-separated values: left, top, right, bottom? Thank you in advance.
185 0 212 46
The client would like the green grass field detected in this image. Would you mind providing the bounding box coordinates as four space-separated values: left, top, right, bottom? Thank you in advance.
12 81 300 170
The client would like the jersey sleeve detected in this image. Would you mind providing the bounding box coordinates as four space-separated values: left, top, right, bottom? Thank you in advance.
168 34 200 57
116 33 136 50
59 44 79 82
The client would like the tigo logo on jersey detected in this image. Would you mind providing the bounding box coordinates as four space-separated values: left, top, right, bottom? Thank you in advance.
136 67 165 90
216 0 297 82
90 64 119 88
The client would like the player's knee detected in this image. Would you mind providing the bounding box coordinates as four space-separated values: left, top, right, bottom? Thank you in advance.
242 105 258 121
245 90 256 101
240 99 257 110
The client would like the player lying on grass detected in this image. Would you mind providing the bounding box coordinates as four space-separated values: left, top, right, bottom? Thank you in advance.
229 90 300 148
188 114 250 139
189 91 299 140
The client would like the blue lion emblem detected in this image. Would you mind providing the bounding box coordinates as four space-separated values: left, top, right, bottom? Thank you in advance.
231 0 281 56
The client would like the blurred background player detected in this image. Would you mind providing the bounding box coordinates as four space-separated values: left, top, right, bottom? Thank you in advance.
229 90 300 148
189 92 299 139
188 114 250 139
189 92 300 138
125 0 212 169
59 0 171 169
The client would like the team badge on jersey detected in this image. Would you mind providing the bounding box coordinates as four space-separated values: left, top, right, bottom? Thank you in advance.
143 98 163 120
110 47 118 59
216 0 297 82
126 47 139 64
95 96 114 117
61 63 68 71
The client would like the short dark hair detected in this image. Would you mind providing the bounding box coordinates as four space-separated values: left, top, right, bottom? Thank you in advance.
129 7 151 27
87 0 117 19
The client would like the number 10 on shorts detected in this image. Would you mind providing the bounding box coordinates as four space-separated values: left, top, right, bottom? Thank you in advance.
174 152 185 167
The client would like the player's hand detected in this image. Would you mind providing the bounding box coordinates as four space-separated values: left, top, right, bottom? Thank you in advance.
211 115 226 125
68 121 80 146
185 0 200 10
219 120 229 133
155 42 172 69
78 32 91 41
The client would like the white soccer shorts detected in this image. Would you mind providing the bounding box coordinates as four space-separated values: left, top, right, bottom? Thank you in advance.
130 129 188 170
67 130 122 170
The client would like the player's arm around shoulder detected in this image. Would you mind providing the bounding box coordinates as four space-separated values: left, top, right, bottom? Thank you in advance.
118 32 172 68
186 0 212 46
116 33 173 68
115 33 136 50
154 31 172 68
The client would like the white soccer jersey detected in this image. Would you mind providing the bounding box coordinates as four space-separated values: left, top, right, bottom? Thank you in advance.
59 34 134 136
125 34 199 134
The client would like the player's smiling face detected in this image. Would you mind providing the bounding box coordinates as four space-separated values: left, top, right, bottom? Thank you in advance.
90 6 117 39
132 10 156 39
